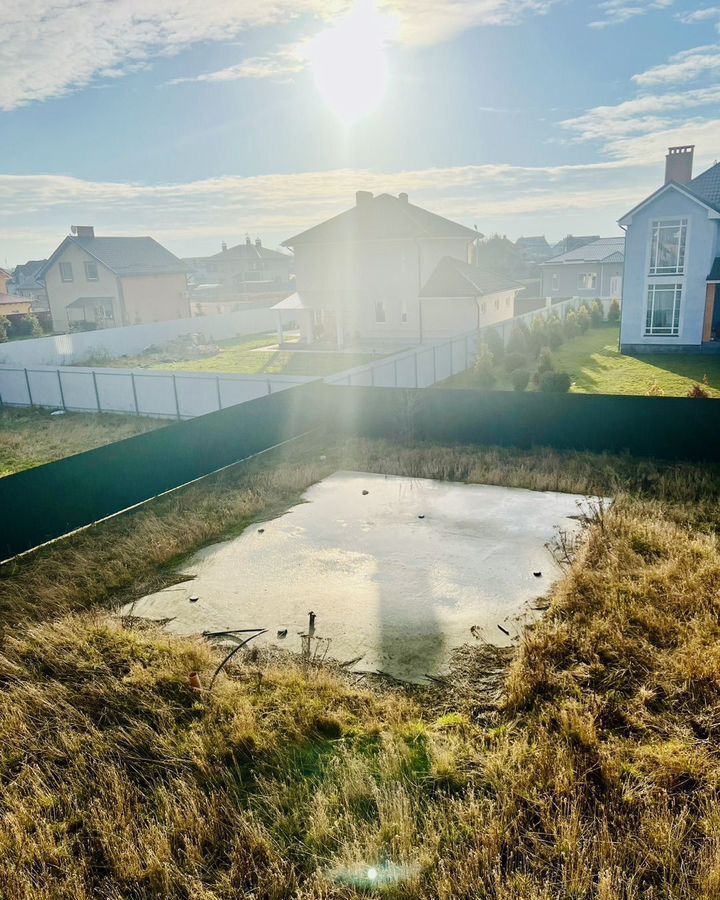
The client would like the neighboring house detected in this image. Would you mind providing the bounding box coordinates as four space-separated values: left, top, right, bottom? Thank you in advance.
540 237 625 300
39 226 188 332
184 237 293 303
515 235 553 264
552 235 600 256
0 268 11 294
275 191 520 348
619 145 720 353
0 293 32 319
9 259 49 313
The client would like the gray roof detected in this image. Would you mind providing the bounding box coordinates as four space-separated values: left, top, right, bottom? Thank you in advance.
39 236 186 279
685 162 720 213
542 237 625 265
283 193 478 246
420 256 522 298
206 240 290 262
12 259 47 289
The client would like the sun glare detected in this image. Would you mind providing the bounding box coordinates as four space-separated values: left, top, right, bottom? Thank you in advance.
307 1 396 125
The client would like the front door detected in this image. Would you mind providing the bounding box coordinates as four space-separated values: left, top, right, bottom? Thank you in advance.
609 276 622 298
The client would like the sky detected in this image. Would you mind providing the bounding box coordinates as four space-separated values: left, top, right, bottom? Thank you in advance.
1 0 720 266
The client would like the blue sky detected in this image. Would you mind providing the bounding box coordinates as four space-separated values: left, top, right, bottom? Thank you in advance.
1 0 720 265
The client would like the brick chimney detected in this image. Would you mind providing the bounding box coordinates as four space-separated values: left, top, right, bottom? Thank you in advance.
221 241 227 251
398 192 408 203
71 225 94 238
255 237 261 248
355 190 373 206
665 146 694 185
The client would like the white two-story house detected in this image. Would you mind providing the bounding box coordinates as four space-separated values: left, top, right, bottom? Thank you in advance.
274 191 521 348
619 145 720 353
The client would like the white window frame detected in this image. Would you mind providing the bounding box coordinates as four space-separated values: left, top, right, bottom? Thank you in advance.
84 260 99 282
577 272 597 291
649 218 687 276
551 273 559 292
59 261 73 283
374 300 387 324
645 283 682 337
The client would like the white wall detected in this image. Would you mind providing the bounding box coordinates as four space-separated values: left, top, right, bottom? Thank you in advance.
0 364 314 419
0 307 276 367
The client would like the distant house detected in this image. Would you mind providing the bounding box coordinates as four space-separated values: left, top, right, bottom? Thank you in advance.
0 293 32 319
275 191 520 347
515 235 553 264
619 145 720 352
9 259 49 313
552 235 601 256
0 268 11 294
184 237 293 304
39 226 188 332
540 237 625 300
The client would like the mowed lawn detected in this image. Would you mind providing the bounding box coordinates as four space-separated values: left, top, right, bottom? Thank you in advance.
552 324 720 397
0 408 165 477
149 334 377 377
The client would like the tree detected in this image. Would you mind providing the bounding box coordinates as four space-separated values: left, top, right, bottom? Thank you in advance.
473 342 496 389
0 315 9 343
608 298 621 323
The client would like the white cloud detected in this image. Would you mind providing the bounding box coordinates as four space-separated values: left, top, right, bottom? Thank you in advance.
169 43 308 84
632 43 720 84
589 0 674 28
678 6 720 24
0 0 561 109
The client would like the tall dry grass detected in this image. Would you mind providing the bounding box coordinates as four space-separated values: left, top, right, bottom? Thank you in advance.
3 437 720 897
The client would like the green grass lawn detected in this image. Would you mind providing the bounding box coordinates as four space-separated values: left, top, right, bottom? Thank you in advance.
0 407 164 477
108 333 377 377
445 324 720 397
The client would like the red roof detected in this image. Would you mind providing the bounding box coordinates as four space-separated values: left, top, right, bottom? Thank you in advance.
0 292 31 305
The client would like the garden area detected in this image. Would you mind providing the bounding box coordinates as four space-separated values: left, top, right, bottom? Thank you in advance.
0 311 44 343
444 299 720 398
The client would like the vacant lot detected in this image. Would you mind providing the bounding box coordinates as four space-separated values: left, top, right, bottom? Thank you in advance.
0 407 164 477
446 324 720 396
108 333 377 377
3 435 720 897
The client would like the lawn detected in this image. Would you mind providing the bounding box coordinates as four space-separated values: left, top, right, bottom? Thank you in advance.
107 332 377 377
0 407 165 477
4 435 720 896
445 323 720 397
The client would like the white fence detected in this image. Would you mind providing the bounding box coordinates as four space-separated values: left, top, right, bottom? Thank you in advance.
327 296 608 389
0 365 314 419
0 307 277 367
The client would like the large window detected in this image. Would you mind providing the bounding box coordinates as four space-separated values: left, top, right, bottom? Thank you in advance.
577 272 597 290
649 219 687 275
59 261 73 282
645 284 682 336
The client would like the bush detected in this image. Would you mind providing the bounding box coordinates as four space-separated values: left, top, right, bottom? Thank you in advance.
538 370 572 393
511 368 530 392
12 312 43 337
590 299 604 326
546 314 564 349
483 327 504 362
504 351 526 374
577 305 591 333
506 323 529 355
0 315 9 343
647 381 665 397
563 309 579 340
529 315 547 355
537 346 555 374
608 298 620 323
687 383 710 399
473 342 496 389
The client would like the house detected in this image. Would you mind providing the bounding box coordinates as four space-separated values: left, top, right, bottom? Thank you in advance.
0 268 11 294
184 237 293 305
619 145 720 353
39 227 188 332
0 293 32 319
275 191 520 348
552 235 600 256
9 259 50 313
515 235 553 264
540 237 625 300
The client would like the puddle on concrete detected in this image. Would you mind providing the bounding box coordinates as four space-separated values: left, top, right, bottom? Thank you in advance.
122 471 594 681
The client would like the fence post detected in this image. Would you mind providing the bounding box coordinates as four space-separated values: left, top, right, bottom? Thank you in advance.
24 368 33 407
266 378 272 395
57 369 66 411
370 365 375 387
92 370 101 412
130 372 139 415
393 358 398 387
216 375 222 410
414 351 419 388
172 374 181 419
432 346 437 384
465 335 469 371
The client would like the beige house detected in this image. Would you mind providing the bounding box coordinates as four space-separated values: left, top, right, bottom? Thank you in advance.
39 226 188 332
275 191 520 348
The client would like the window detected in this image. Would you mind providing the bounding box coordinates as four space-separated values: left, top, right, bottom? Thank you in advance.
375 300 386 323
649 219 687 275
480 301 486 314
400 303 408 324
494 297 499 310
59 261 73 282
551 273 559 292
577 272 598 290
84 261 99 281
645 283 682 336
505 296 511 307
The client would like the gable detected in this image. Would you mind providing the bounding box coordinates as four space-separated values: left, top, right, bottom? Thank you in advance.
619 182 720 227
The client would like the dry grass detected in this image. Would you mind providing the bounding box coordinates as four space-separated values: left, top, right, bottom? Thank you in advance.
3 437 720 897
0 407 165 477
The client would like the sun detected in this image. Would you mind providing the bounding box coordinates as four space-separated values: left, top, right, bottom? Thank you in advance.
307 1 397 125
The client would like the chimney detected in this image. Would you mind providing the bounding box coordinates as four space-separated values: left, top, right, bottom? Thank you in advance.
221 241 227 251
255 237 261 248
398 192 408 203
355 190 373 206
665 145 694 185
245 234 251 245
71 225 94 238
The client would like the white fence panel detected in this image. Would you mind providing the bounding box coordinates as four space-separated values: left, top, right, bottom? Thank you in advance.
95 372 138 414
27 370 64 408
